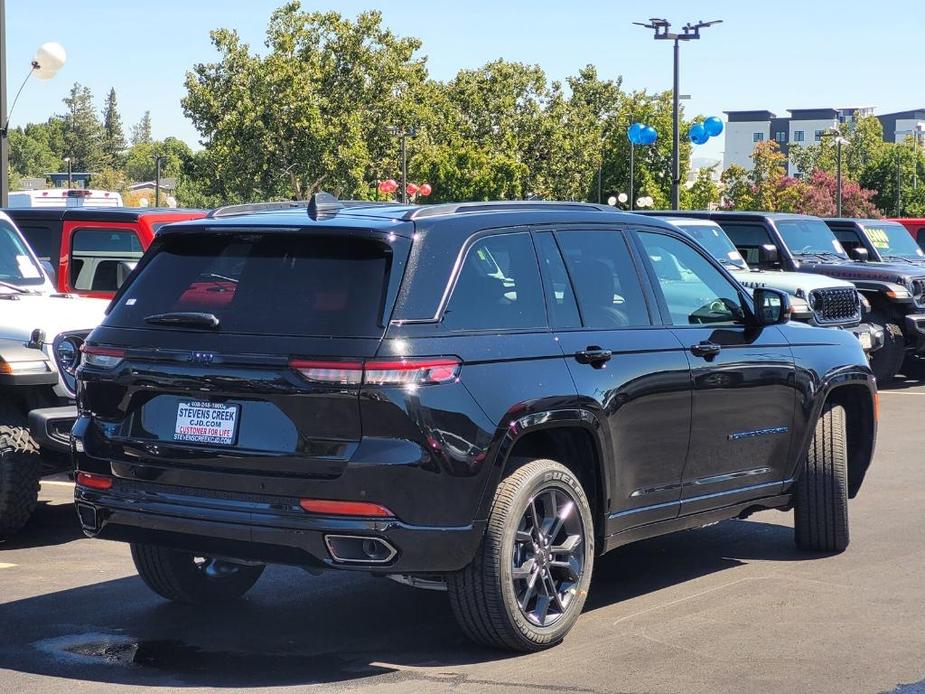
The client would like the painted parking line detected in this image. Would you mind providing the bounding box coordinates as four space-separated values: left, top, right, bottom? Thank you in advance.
879 391 925 395
0 563 18 569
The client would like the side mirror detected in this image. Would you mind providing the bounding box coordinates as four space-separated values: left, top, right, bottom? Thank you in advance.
40 259 57 288
757 244 779 265
753 287 791 326
849 247 869 262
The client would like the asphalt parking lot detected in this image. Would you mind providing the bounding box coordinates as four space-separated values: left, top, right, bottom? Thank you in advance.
2 375 925 694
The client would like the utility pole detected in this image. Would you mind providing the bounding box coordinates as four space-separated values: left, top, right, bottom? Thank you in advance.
835 138 843 217
64 157 72 188
389 126 416 204
635 18 721 209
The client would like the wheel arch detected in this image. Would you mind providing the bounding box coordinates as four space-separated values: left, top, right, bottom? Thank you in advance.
482 409 609 549
823 382 875 498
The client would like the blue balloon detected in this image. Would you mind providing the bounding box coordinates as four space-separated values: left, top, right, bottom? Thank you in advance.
689 122 708 145
628 122 644 145
703 116 724 137
640 125 658 145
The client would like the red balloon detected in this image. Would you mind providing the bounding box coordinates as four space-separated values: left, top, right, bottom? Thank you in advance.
386 179 398 193
406 183 419 196
377 180 390 194
418 183 432 197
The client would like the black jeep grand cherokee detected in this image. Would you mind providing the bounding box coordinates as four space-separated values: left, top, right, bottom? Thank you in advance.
74 196 876 651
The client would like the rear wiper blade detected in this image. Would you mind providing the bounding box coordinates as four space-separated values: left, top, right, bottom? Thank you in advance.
144 312 220 329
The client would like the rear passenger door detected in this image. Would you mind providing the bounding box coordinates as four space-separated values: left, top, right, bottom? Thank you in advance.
540 227 693 533
64 224 144 297
633 228 796 515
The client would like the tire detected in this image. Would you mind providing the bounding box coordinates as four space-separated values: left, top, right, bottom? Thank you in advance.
130 543 265 604
794 403 849 553
447 459 595 652
0 424 41 538
868 312 905 384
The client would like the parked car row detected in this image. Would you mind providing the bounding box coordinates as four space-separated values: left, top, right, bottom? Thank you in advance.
0 198 893 652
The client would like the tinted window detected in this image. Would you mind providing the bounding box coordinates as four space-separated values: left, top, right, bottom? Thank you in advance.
108 233 394 338
638 232 745 326
534 232 580 329
830 227 865 256
0 221 45 287
443 233 545 331
719 221 775 266
17 223 61 262
556 230 650 328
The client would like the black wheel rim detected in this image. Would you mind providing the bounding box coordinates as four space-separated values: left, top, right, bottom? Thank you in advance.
193 556 245 580
511 487 585 627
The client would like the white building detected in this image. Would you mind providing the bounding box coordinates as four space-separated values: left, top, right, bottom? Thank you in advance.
723 106 880 176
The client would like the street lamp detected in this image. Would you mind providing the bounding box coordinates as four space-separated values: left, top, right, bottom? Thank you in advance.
388 126 417 204
0 0 67 205
154 155 165 207
634 18 721 209
822 131 849 217
63 157 72 188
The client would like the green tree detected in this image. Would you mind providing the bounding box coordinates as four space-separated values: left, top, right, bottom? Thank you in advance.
91 167 128 193
62 83 107 171
124 137 192 182
8 127 59 178
688 166 720 209
862 143 925 216
102 88 127 165
720 164 754 210
131 111 153 145
182 3 425 202
750 140 788 210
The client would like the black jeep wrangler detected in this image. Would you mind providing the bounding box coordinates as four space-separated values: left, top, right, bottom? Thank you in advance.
74 197 876 651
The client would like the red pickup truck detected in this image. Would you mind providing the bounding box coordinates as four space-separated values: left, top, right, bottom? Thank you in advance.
889 218 925 251
2 207 206 299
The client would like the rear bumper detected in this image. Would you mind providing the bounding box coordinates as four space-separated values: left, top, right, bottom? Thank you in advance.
28 405 77 454
74 480 485 573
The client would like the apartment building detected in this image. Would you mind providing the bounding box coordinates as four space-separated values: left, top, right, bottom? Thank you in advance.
721 106 924 176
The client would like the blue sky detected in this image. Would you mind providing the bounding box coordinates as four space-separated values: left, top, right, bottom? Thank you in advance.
5 0 923 161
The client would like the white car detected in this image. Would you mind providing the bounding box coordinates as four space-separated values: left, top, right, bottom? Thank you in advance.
0 210 107 536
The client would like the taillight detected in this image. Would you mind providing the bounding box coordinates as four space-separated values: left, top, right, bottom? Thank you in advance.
289 360 363 385
299 498 394 518
364 358 460 385
81 345 125 369
76 472 113 490
289 357 460 386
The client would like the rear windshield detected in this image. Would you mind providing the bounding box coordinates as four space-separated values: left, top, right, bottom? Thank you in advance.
107 233 393 337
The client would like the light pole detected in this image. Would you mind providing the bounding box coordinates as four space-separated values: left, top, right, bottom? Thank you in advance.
63 157 72 188
389 126 416 204
822 131 848 216
154 155 165 207
634 18 721 209
0 2 67 205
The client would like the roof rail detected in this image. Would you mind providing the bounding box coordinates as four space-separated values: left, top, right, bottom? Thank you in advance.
403 200 611 220
208 201 309 218
208 194 396 219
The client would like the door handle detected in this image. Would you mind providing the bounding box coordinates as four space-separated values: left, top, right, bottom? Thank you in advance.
690 341 721 360
575 346 613 367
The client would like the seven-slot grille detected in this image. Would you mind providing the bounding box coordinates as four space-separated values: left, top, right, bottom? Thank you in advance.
809 287 860 325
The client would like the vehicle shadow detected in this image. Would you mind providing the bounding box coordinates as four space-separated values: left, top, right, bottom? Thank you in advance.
0 515 807 688
0 499 84 551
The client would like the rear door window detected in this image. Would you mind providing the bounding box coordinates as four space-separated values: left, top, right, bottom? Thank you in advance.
555 230 651 328
442 232 546 331
108 233 397 338
17 222 61 264
70 228 144 292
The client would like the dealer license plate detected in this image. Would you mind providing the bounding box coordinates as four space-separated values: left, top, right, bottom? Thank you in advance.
174 401 240 446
